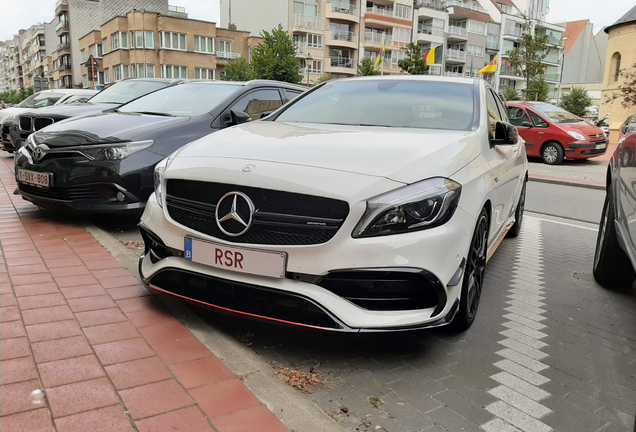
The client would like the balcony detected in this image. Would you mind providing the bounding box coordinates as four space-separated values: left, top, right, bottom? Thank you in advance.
56 42 70 53
444 0 487 13
296 42 308 54
326 30 357 48
417 24 444 37
503 27 523 38
500 65 520 77
444 71 465 77
364 32 392 46
327 3 359 22
446 48 467 61
326 56 354 73
55 20 69 33
293 14 325 31
216 51 241 60
365 6 394 17
416 0 445 11
486 40 500 51
427 65 442 75
446 26 468 39
543 73 559 81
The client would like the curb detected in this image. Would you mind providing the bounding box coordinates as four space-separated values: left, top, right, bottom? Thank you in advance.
84 221 345 432
528 175 606 191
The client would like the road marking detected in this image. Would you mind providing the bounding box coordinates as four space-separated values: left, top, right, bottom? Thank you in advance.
482 217 554 432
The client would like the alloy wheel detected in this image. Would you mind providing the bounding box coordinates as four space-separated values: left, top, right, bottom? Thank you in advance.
543 146 558 164
466 214 488 319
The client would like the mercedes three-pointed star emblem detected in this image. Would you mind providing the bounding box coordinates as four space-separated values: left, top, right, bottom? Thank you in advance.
215 192 255 237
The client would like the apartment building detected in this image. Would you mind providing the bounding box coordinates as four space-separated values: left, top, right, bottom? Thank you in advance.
0 25 48 92
78 9 261 87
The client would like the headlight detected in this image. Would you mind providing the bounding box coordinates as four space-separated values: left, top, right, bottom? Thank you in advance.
79 140 153 160
567 131 586 141
153 153 176 208
352 177 462 238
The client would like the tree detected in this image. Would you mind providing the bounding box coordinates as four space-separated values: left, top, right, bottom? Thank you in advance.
357 57 381 76
502 86 521 101
605 62 636 108
314 73 333 85
506 21 553 90
525 76 550 102
397 42 429 75
221 57 256 81
252 24 302 84
560 86 592 117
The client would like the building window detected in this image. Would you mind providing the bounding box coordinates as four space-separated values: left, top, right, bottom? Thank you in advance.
469 21 486 35
467 45 484 57
132 31 154 49
89 44 102 58
112 32 129 50
393 28 410 43
613 53 621 82
302 59 322 74
218 40 232 54
133 64 156 78
104 68 110 83
293 1 318 17
195 67 215 79
102 38 108 54
162 65 188 78
194 36 215 54
160 32 186 50
80 49 86 62
307 33 323 47
113 64 130 81
395 4 411 19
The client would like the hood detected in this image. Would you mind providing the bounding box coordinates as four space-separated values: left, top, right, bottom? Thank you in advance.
33 111 190 148
25 103 115 119
175 121 480 184
0 108 30 122
557 121 604 136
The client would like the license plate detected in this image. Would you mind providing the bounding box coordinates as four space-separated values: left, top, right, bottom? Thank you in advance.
596 143 607 149
18 169 51 188
184 237 286 279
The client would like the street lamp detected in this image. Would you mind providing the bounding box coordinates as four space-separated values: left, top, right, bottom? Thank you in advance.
305 53 313 87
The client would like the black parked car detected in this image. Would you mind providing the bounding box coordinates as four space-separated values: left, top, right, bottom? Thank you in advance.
14 80 305 214
8 78 184 152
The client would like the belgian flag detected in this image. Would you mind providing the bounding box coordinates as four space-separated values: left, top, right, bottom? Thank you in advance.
424 46 443 65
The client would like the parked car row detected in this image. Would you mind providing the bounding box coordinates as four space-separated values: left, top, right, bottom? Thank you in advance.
8 75 632 334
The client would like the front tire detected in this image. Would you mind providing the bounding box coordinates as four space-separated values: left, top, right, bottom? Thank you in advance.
450 208 489 332
541 142 564 165
593 188 636 288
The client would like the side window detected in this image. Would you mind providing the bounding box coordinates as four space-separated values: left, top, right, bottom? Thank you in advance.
528 110 549 128
231 89 284 120
485 89 502 138
507 107 531 127
282 89 302 103
493 93 509 122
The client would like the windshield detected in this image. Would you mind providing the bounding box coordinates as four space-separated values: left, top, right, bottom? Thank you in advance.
275 79 474 130
118 84 241 117
89 80 172 105
531 104 581 123
17 92 66 108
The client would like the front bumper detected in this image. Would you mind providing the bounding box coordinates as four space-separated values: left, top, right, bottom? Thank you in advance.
14 146 152 214
138 193 475 331
565 140 608 158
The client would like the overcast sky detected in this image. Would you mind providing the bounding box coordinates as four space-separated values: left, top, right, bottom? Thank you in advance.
0 0 633 42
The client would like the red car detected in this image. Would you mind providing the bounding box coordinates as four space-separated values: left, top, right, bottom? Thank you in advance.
507 101 608 165
617 112 636 167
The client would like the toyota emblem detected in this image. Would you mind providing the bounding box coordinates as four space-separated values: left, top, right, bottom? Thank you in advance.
33 145 49 162
215 192 255 237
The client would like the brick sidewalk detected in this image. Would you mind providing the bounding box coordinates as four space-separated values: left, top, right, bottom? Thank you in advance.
0 154 289 432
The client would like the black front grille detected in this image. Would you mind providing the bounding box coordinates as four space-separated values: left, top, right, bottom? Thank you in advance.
1 124 10 143
18 183 101 201
19 117 32 132
148 268 341 329
581 148 607 156
34 117 54 131
166 180 349 246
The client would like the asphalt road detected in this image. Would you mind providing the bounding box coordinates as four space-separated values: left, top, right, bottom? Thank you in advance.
526 181 606 225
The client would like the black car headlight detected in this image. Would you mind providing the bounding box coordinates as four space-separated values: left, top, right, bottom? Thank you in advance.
352 178 461 238
79 140 153 161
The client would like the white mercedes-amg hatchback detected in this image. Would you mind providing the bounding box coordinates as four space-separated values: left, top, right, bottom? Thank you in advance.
139 76 528 332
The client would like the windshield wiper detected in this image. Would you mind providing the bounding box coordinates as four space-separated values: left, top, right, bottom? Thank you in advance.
134 111 176 117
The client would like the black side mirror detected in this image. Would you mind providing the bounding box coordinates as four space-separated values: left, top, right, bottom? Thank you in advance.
230 109 252 125
492 121 519 145
260 111 273 119
521 121 533 128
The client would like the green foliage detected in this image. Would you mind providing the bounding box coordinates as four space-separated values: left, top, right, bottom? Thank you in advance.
502 86 521 101
525 76 550 102
252 25 302 84
221 57 256 81
313 73 333 86
357 57 381 76
0 86 34 105
505 21 553 89
560 86 592 117
397 42 429 75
